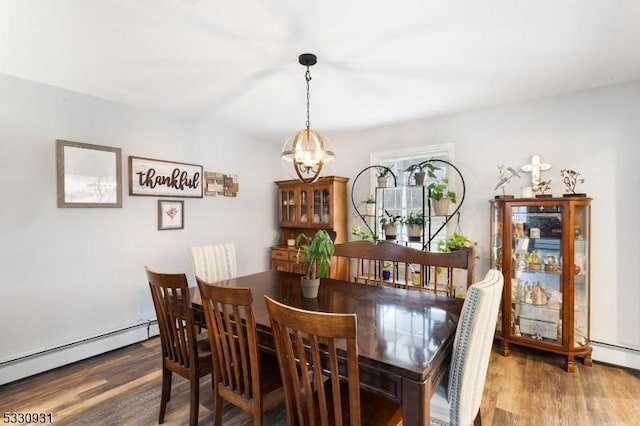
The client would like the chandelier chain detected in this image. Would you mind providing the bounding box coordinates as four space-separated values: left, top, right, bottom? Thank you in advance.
305 68 312 129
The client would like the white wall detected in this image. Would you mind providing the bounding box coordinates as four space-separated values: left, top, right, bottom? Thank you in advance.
331 80 640 365
0 74 281 383
1 72 638 381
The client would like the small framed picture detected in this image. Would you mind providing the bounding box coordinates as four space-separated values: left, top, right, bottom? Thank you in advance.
158 200 184 230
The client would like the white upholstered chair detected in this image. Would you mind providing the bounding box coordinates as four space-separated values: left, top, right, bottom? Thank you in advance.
430 269 504 426
189 243 238 284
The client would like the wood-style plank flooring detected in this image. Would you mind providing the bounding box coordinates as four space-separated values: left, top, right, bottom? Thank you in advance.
1 337 639 425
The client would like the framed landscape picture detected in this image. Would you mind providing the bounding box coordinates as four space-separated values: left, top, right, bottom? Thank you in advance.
56 139 122 208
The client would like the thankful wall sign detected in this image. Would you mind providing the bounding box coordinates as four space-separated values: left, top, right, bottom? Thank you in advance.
128 156 203 198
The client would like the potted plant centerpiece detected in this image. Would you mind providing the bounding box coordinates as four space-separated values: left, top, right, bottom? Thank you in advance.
405 162 437 186
428 177 457 215
295 229 335 298
406 210 426 241
380 210 404 240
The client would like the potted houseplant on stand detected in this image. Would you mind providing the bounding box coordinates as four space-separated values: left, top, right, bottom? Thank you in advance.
428 177 457 215
376 166 392 187
405 162 437 186
406 210 426 242
437 232 478 252
295 229 335 298
363 194 376 216
380 210 404 240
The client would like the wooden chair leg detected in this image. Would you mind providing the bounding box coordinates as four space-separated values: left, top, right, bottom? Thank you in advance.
214 392 224 426
189 375 200 426
159 368 172 424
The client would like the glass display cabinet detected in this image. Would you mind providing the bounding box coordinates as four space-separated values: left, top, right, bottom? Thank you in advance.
490 196 592 372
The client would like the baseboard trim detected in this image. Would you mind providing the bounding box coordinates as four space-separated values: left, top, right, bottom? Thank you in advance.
592 341 640 371
0 321 159 386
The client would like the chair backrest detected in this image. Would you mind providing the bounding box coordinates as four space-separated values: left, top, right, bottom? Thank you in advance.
189 243 238 284
333 240 475 296
145 266 200 374
264 296 361 426
196 277 262 404
447 269 503 425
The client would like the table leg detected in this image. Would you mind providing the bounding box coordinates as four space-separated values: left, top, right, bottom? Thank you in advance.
402 378 429 426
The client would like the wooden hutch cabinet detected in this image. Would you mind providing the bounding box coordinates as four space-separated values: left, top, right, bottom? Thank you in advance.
271 176 348 277
490 196 592 372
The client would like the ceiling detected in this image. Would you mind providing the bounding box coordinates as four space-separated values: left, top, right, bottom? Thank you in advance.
1 0 639 138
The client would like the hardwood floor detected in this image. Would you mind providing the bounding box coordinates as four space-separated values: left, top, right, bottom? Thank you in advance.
1 337 638 425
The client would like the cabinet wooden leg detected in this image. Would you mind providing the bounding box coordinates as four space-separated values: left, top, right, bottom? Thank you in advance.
565 356 577 373
501 341 510 357
583 355 593 367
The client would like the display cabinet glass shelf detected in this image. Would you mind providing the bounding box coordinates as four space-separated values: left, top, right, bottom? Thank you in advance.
490 196 592 372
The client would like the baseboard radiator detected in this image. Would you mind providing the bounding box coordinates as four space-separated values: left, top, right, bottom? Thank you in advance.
0 320 159 386
592 340 640 371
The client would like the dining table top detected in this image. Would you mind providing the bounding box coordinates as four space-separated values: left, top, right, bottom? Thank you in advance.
192 269 464 425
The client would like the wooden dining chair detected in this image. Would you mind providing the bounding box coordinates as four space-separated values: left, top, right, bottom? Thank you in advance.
264 295 402 426
197 277 284 426
145 266 212 426
333 240 475 296
189 243 238 284
430 269 504 426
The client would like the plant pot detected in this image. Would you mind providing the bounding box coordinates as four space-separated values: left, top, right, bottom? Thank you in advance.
563 193 587 198
383 223 398 240
407 224 423 241
431 198 450 216
413 171 426 186
377 177 388 188
365 203 376 216
382 270 391 280
301 277 320 298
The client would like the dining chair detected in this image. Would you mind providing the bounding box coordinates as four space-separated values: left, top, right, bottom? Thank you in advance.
197 277 284 426
145 266 213 426
333 240 475 296
430 269 504 426
264 295 402 426
190 243 238 284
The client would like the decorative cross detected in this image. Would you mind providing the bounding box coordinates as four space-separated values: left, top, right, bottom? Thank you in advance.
521 154 551 188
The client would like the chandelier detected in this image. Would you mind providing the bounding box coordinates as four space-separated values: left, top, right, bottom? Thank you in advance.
281 53 335 184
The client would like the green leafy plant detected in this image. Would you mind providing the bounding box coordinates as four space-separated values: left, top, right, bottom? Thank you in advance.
382 260 393 271
405 210 426 226
375 166 393 178
437 232 477 252
296 230 335 279
351 225 378 241
363 194 376 204
404 162 438 177
428 177 457 203
379 209 404 226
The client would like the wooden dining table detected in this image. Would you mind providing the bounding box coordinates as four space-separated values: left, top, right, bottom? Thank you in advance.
192 270 464 426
